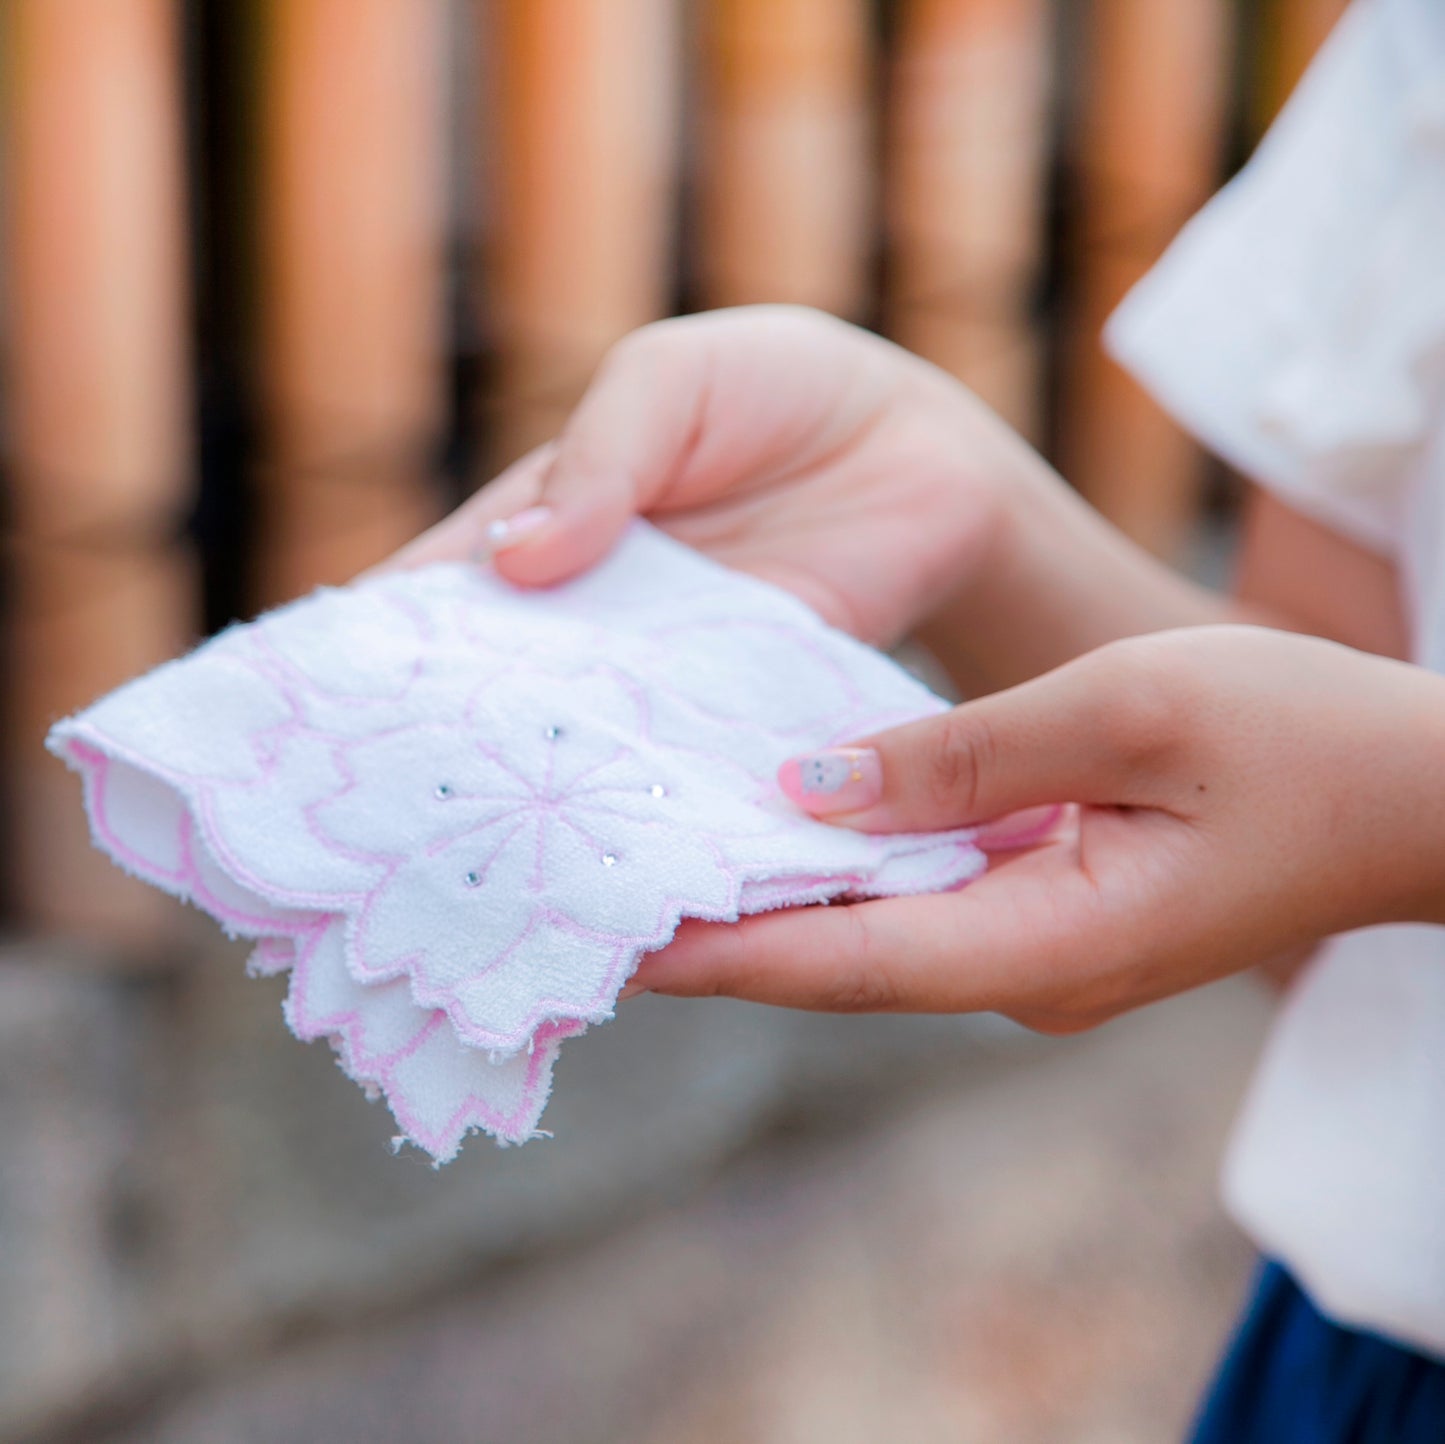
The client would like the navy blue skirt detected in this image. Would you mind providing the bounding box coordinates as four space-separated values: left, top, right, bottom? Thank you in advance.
1189 1262 1445 1443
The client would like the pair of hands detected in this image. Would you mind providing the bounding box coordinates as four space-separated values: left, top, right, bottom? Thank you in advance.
394 307 1445 1033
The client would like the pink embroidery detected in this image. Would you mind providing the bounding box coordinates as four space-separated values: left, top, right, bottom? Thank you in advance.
49 525 985 1159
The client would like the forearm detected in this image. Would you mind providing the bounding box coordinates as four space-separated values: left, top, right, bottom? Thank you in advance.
917 463 1269 696
1350 662 1445 930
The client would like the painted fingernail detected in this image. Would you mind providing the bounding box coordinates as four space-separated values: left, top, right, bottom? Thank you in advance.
972 804 1064 851
478 506 553 561
778 747 882 815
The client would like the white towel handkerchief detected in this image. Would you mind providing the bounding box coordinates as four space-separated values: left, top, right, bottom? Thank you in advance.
50 523 984 1160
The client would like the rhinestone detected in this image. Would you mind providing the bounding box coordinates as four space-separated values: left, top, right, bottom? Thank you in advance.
434 783 453 800
545 724 563 741
601 853 618 868
649 784 666 798
464 870 482 887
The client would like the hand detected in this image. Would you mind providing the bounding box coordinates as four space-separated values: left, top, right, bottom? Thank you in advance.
388 305 1052 647
629 627 1445 1033
387 304 1230 687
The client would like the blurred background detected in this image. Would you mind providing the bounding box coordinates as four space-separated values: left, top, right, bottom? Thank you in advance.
0 2 1343 1440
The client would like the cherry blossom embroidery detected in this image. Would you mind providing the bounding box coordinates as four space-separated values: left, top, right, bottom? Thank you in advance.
49 523 984 1161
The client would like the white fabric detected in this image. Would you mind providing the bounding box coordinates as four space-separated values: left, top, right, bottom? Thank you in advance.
50 523 984 1161
1107 0 1445 1356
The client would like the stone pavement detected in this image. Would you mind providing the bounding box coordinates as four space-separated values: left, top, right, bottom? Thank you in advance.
73 978 1269 1444
1 930 1051 1439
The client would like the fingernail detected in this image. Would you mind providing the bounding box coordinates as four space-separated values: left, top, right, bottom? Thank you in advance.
972 804 1064 851
778 747 882 815
617 980 647 1002
477 506 553 561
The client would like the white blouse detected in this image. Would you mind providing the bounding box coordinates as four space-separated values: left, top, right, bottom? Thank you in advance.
1106 0 1445 1357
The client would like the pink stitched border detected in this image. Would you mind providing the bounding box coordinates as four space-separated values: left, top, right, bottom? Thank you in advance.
50 544 988 1155
57 706 985 1056
59 737 580 1154
281 922 586 1155
56 643 984 1059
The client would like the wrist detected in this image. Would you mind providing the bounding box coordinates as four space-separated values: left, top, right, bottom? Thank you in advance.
922 433 1239 695
908 416 1044 695
1396 682 1445 927
1320 661 1445 932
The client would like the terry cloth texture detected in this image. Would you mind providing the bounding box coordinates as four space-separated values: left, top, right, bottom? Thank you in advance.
50 523 984 1161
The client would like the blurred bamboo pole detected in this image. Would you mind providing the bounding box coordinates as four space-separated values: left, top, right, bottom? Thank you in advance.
485 0 679 468
257 0 448 604
1 0 195 945
1060 0 1233 557
886 0 1051 441
1254 0 1349 132
697 0 871 318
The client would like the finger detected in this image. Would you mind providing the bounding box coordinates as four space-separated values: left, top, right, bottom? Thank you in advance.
777 641 1195 829
365 444 554 576
489 322 714 587
629 846 1103 1015
631 903 958 1012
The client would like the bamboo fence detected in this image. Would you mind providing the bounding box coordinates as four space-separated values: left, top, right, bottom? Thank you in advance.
2 0 195 946
1059 0 1235 558
257 0 449 604
485 0 679 466
0 0 1349 943
886 0 1051 440
697 0 872 318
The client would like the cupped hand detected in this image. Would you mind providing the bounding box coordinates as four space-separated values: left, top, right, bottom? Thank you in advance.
628 627 1445 1033
387 305 1051 647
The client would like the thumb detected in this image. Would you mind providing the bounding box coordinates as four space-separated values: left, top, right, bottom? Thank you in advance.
778 641 1194 831
487 321 713 587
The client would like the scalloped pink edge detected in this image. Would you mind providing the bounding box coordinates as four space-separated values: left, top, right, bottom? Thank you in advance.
277 923 587 1158
50 687 988 1161
53 735 582 1156
53 719 985 1060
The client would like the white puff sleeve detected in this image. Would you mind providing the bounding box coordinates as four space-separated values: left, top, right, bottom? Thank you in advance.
1104 0 1445 556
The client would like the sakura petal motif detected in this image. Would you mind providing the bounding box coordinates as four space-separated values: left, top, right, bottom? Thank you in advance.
49 522 985 1159
280 922 581 1157
78 646 296 785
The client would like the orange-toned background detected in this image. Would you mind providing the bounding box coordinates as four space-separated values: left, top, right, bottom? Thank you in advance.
0 4 1347 1440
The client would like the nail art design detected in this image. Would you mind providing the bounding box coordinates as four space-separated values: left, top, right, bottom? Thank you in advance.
803 751 865 793
777 747 882 814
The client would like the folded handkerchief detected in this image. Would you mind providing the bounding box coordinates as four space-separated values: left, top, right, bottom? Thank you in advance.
49 523 984 1160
